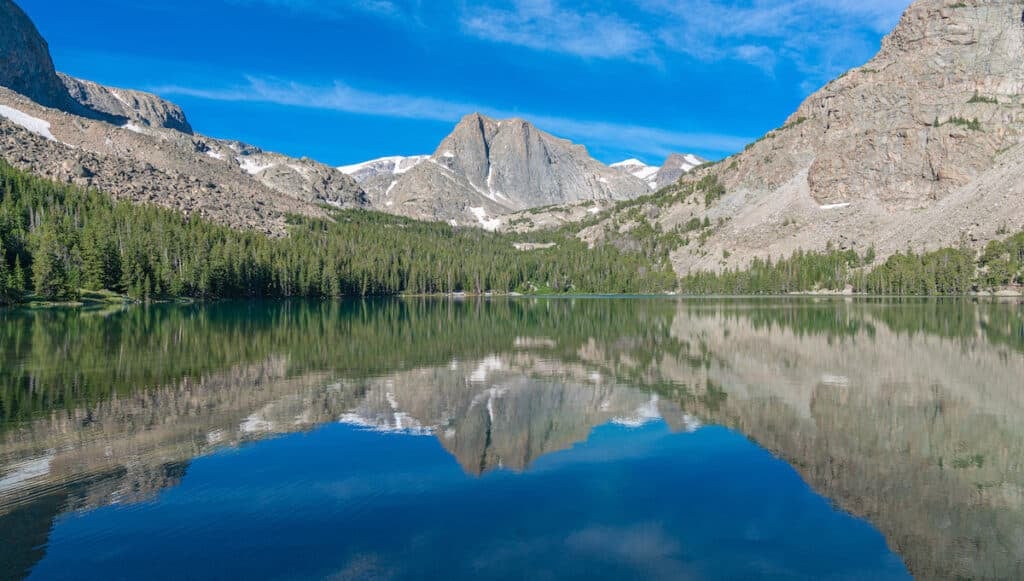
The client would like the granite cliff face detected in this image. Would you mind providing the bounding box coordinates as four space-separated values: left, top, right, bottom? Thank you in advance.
345 113 650 227
0 0 76 111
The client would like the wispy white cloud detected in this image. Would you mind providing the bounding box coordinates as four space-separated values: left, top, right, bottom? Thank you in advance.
154 77 751 158
460 0 655 61
458 0 910 88
637 0 910 80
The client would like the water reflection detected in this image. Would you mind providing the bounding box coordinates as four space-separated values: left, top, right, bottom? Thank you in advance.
0 298 1021 579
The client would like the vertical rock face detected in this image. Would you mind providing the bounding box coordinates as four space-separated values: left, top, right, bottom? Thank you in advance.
381 113 650 225
434 113 648 208
0 0 75 110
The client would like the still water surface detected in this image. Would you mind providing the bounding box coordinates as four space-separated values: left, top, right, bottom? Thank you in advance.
1 298 1022 580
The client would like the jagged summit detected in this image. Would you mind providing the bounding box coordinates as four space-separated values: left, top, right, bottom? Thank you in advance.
343 112 651 227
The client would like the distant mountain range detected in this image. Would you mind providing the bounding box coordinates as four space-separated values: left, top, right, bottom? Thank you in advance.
0 0 705 232
336 113 704 228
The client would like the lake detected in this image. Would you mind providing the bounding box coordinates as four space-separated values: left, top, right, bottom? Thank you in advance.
1 298 1022 580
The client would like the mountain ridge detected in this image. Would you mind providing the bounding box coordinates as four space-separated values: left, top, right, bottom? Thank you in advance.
0 0 656 233
566 0 1024 276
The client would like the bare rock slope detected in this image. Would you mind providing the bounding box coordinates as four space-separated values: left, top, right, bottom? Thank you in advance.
578 0 1024 274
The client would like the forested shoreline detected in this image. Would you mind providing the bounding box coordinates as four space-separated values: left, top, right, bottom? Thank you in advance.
678 237 1024 296
1 158 1022 305
0 160 675 304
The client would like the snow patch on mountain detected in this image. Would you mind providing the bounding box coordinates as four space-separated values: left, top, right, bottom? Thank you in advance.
470 207 502 231
611 159 661 190
338 155 428 178
0 104 55 141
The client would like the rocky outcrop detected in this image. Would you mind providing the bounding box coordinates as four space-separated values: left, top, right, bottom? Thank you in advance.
59 74 193 133
380 113 650 226
0 0 76 111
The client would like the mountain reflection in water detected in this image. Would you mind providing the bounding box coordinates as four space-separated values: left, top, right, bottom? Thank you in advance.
0 298 1021 580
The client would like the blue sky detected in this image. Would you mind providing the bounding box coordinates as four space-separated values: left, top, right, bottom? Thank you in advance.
19 0 911 166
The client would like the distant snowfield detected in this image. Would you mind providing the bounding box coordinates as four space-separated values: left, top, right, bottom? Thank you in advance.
611 159 660 189
338 155 428 176
677 154 704 171
0 105 56 141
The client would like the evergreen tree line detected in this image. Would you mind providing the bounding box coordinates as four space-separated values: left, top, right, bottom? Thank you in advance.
0 160 676 304
679 234 1024 296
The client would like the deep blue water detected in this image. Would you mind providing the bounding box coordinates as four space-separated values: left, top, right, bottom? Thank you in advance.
8 298 1021 578
28 421 908 580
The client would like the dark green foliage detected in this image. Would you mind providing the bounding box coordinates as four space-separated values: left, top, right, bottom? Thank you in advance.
946 116 982 131
678 247 865 295
698 174 726 206
679 234 1024 296
864 247 976 295
976 232 1024 290
0 160 675 302
967 92 998 104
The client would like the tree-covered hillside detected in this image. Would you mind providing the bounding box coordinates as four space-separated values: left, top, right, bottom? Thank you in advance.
0 160 676 304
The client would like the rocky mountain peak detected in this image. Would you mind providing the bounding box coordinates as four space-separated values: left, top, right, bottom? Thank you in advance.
612 153 708 190
0 0 76 110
